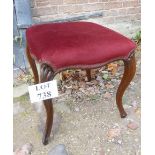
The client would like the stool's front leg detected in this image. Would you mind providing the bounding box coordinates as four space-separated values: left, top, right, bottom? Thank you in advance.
40 64 54 145
116 54 136 118
26 44 39 84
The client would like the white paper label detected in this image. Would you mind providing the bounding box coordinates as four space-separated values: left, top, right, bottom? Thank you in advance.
28 80 58 103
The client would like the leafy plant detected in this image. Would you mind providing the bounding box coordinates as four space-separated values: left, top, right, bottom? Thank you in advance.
133 30 141 44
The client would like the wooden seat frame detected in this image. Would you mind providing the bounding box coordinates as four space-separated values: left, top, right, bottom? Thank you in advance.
26 44 136 145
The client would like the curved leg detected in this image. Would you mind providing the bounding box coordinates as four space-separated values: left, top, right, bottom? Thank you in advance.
86 69 91 81
40 64 54 145
116 54 136 118
26 44 39 84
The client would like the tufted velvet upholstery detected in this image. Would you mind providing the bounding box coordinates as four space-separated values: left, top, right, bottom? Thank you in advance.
26 22 136 71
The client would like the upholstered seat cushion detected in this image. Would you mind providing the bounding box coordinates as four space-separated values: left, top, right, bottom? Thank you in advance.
26 22 136 72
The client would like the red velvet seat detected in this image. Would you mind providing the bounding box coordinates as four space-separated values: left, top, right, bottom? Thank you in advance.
26 22 136 72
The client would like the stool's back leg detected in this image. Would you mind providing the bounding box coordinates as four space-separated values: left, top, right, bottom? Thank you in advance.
40 64 54 145
116 54 136 118
86 69 91 81
26 44 39 84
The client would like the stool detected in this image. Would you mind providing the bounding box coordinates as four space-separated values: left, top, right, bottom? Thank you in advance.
25 22 136 145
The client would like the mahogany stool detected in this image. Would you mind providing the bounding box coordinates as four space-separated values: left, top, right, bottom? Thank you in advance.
25 22 136 145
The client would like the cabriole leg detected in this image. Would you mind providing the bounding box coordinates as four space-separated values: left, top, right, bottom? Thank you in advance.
116 54 136 118
40 64 54 145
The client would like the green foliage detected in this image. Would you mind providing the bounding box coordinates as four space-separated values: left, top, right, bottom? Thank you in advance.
133 30 141 44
